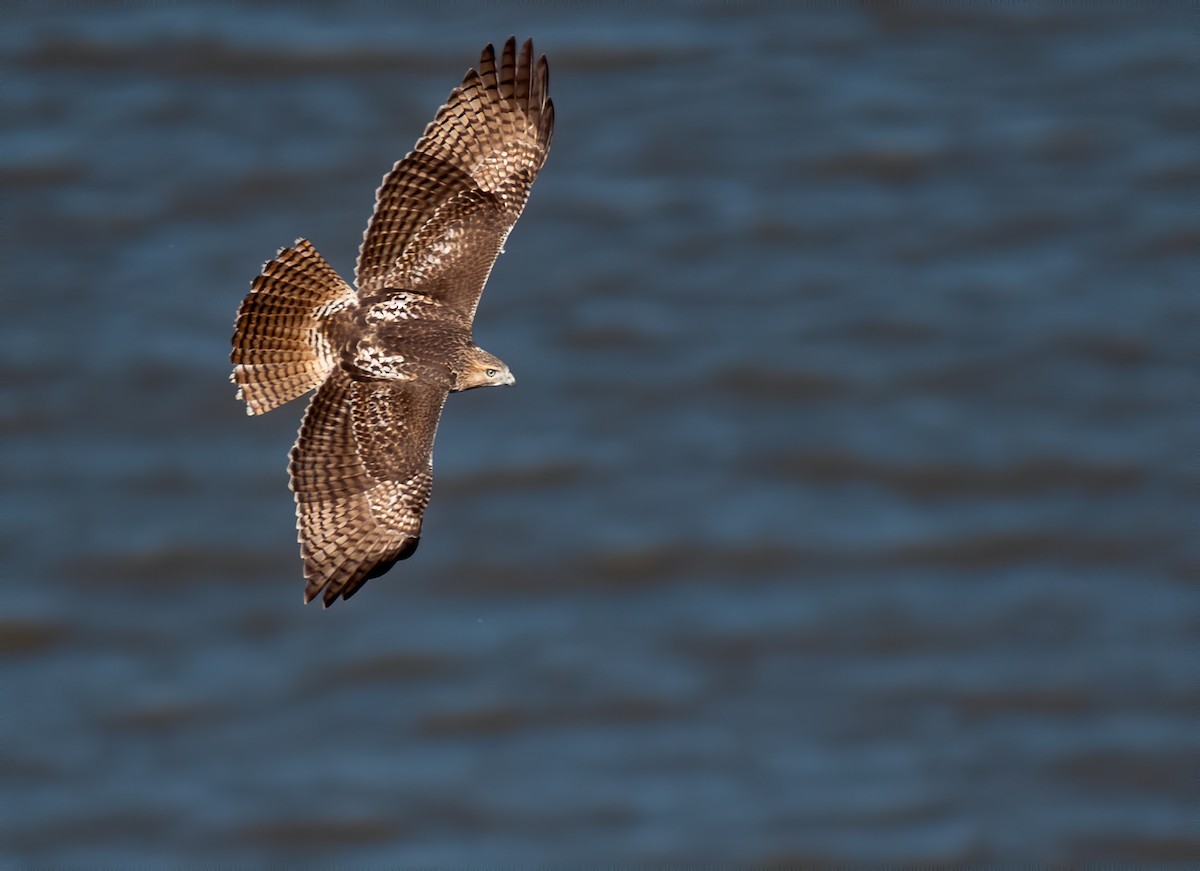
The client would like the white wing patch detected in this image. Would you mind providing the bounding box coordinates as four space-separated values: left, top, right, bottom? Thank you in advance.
367 295 414 322
352 340 412 380
409 225 464 285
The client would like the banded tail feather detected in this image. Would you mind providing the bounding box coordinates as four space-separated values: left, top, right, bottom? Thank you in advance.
231 239 355 415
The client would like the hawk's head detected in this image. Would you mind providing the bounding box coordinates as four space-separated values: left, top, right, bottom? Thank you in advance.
455 346 515 392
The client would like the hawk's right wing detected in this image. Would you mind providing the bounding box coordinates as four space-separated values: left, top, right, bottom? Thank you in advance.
355 37 554 320
289 369 448 606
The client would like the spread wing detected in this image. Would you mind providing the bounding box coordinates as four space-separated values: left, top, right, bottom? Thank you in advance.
355 37 554 319
289 368 448 606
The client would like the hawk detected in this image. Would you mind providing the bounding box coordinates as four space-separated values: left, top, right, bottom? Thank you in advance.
230 38 554 606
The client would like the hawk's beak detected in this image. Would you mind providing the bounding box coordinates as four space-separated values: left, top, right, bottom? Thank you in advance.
503 371 516 386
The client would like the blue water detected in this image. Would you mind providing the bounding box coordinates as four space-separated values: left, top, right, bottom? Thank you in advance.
3 3 1195 865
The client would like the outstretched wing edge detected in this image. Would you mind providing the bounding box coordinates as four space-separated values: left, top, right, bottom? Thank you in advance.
355 37 554 318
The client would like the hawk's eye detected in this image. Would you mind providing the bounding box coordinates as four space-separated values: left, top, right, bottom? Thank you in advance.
485 368 497 377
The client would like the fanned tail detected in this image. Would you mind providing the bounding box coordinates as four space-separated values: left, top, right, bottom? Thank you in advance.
231 239 355 415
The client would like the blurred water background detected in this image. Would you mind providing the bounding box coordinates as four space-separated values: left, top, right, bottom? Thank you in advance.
3 2 1195 865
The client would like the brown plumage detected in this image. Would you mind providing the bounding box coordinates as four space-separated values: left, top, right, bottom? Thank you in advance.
231 38 553 606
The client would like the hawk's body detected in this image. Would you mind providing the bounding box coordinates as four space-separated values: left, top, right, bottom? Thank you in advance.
231 38 553 606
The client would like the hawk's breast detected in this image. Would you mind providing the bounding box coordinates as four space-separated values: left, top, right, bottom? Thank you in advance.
345 295 469 388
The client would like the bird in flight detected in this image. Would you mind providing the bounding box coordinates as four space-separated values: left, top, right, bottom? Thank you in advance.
231 38 553 606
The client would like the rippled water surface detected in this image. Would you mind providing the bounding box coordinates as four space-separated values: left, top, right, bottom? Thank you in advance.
3 3 1195 865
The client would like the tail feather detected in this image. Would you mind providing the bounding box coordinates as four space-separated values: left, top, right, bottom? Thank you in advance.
231 239 355 415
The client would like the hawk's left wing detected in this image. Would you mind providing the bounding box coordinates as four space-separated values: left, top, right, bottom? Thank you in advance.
355 37 554 319
290 369 448 606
